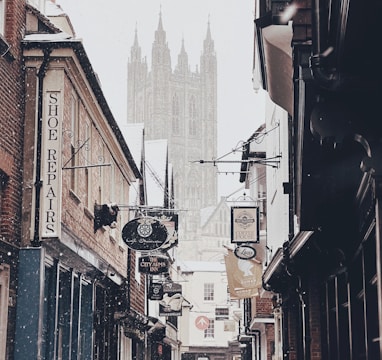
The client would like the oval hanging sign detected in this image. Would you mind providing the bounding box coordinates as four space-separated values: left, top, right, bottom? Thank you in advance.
234 244 257 260
122 217 168 251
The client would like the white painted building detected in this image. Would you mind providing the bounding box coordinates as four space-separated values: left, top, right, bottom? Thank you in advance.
175 260 241 359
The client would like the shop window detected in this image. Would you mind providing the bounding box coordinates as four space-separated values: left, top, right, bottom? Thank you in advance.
79 280 93 359
57 269 72 359
42 263 94 359
94 284 117 359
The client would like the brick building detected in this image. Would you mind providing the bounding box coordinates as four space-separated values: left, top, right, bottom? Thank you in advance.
0 0 26 358
1 2 148 359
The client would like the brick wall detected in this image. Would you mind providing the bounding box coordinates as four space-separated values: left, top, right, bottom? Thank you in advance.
0 0 25 246
0 1 26 358
309 275 322 360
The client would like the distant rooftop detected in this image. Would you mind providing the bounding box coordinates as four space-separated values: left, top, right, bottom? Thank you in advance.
177 260 225 273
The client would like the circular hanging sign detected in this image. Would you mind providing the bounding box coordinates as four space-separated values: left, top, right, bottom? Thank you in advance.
122 217 168 251
195 316 210 330
234 244 257 260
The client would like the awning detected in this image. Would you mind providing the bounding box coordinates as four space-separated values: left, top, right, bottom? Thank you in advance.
263 231 314 290
255 21 293 115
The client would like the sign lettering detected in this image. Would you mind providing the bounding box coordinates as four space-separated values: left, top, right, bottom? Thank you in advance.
41 91 62 237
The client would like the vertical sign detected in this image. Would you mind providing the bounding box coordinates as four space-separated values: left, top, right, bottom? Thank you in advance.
41 91 62 238
231 206 260 243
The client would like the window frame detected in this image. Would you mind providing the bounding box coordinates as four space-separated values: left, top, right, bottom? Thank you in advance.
204 318 215 339
203 283 214 301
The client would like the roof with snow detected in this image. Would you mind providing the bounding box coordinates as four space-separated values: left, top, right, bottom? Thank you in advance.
177 260 226 273
120 123 145 167
145 139 168 207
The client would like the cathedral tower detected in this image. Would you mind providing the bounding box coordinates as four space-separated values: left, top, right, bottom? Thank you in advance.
127 12 218 242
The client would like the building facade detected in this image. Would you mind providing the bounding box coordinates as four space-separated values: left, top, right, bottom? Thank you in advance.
127 12 218 257
10 3 149 359
176 260 241 360
253 1 382 359
0 0 26 358
236 124 277 360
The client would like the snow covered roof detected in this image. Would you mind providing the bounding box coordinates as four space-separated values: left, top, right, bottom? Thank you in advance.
120 123 145 167
200 206 216 227
145 139 168 207
23 32 73 42
177 260 225 273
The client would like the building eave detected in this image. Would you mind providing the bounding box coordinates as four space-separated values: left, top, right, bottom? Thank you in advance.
22 38 142 180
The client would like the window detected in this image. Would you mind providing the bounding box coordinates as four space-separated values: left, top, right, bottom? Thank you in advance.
70 94 79 193
172 94 180 134
204 319 214 338
189 96 197 136
42 264 94 359
204 283 214 301
98 142 105 204
84 120 91 209
0 0 6 35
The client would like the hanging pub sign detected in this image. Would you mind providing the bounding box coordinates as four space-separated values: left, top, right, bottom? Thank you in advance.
138 255 169 274
148 282 164 300
122 217 168 251
234 244 257 260
159 214 179 250
159 282 184 317
146 211 179 250
231 206 260 243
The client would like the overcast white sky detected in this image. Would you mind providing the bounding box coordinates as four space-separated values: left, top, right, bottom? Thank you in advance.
56 0 266 199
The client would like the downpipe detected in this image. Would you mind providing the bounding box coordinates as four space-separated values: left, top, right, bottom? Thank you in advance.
310 0 346 91
33 47 52 246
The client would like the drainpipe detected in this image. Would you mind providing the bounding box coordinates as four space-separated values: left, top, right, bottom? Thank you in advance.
251 330 261 360
126 248 131 310
32 48 52 247
309 0 343 90
297 276 311 360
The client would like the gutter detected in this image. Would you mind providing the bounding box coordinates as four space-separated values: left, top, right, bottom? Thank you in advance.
33 48 52 246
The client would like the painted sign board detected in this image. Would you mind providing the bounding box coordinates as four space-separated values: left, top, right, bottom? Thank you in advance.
138 255 169 274
159 282 183 316
195 316 210 330
231 206 260 243
122 217 168 251
148 282 164 300
234 244 257 260
41 91 62 238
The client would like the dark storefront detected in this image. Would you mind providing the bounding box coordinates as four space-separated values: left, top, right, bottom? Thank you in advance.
257 0 382 359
